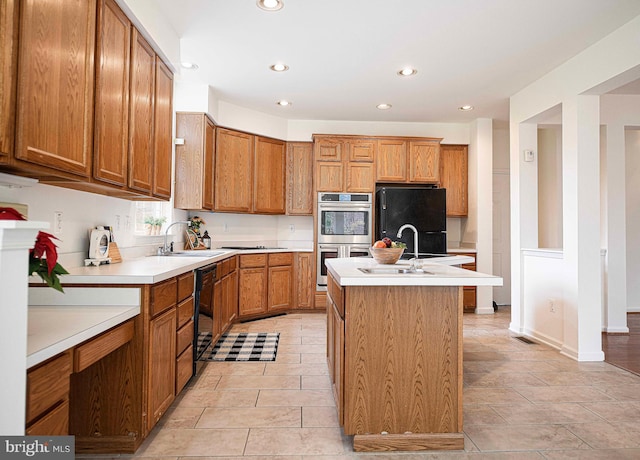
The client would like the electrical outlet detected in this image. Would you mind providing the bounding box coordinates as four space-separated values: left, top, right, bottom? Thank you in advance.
548 298 556 313
223 223 228 233
115 215 121 231
54 211 63 235
125 215 130 231
289 224 295 233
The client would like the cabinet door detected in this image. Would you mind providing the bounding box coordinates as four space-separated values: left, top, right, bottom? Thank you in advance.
15 0 96 176
128 28 155 193
238 267 267 317
440 144 468 216
331 300 344 425
345 162 374 192
226 269 238 325
408 141 440 183
93 0 130 187
314 138 342 162
348 140 375 162
316 161 343 192
294 252 314 309
215 128 253 212
376 140 407 182
148 308 176 429
254 136 285 214
286 142 313 215
268 265 292 312
203 118 215 210
0 0 19 162
153 57 173 199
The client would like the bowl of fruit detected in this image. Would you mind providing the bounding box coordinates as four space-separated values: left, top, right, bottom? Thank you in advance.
370 238 407 264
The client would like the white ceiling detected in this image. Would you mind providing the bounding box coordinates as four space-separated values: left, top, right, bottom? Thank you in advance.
153 0 640 123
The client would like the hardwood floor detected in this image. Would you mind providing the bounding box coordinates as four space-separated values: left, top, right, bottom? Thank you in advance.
602 313 640 375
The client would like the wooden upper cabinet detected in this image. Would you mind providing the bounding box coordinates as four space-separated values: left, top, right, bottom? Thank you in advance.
153 57 173 199
253 136 285 214
315 137 342 162
376 140 407 182
15 0 97 177
174 113 215 210
345 162 374 193
93 0 130 187
215 128 253 212
316 161 343 192
0 0 19 163
440 144 468 216
128 29 155 193
348 140 375 162
286 142 313 215
408 140 440 183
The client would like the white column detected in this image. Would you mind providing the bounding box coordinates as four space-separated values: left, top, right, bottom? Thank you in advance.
469 119 495 314
561 95 604 361
604 123 628 333
509 122 538 333
0 221 47 434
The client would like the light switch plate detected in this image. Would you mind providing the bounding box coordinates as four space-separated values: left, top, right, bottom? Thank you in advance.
524 150 535 162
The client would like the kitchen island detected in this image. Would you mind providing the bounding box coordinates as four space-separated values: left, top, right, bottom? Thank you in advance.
325 257 501 452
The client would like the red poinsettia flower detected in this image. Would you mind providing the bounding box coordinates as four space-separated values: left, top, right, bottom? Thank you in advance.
1 207 68 291
32 231 60 275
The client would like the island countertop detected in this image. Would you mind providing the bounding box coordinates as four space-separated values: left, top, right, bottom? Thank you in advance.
326 256 502 287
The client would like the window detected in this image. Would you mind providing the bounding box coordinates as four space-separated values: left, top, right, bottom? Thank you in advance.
134 201 171 235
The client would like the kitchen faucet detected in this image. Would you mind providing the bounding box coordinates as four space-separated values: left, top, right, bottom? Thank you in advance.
158 221 191 255
397 223 419 259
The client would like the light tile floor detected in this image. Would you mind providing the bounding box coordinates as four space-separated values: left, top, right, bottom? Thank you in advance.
90 308 640 459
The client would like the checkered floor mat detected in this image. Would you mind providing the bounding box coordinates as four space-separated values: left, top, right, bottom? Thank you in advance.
199 332 279 362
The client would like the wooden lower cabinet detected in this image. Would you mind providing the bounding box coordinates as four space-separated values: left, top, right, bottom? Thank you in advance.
238 253 293 318
327 273 464 452
147 307 176 429
294 252 314 309
215 256 238 340
26 351 72 435
458 252 477 312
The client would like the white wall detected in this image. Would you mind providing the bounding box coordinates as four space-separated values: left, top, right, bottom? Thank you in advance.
626 128 640 310
510 14 640 360
537 127 563 248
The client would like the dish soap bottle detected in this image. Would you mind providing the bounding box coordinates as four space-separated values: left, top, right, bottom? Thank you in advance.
201 230 211 249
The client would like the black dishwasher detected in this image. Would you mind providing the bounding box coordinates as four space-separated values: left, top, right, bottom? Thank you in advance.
193 263 216 374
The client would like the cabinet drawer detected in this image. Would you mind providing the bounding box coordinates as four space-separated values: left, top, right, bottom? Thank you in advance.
27 351 72 423
268 252 293 266
220 256 237 277
463 287 477 308
240 253 266 268
151 277 177 316
176 345 193 394
177 319 194 356
26 400 69 436
462 263 476 271
177 296 194 328
74 320 134 372
177 271 195 302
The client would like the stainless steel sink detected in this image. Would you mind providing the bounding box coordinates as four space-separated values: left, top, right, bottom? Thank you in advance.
358 267 435 275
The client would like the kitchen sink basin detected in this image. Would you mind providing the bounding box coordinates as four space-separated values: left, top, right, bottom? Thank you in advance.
358 267 435 275
159 250 226 257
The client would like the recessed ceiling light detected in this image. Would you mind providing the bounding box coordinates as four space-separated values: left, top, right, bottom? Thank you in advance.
397 67 417 77
276 100 292 106
180 62 199 70
257 0 283 11
459 105 474 111
270 63 289 72
377 103 392 110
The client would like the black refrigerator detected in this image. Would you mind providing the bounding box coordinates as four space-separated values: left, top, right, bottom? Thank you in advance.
375 186 447 256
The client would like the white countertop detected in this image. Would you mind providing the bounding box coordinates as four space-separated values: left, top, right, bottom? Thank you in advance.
27 287 142 368
27 305 140 369
29 247 311 285
326 257 502 287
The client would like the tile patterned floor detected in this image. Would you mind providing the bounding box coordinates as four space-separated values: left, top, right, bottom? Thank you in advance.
84 308 640 459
